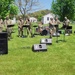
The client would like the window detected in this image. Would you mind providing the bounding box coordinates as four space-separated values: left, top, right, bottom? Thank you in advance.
47 17 49 21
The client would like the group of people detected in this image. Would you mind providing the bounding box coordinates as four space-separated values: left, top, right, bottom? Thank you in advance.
0 16 34 39
49 17 70 38
37 16 70 38
17 17 34 38
0 16 70 39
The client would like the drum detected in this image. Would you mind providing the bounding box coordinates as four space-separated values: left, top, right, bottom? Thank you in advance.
41 29 48 35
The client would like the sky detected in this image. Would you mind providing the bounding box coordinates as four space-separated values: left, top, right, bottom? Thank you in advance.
39 0 53 10
15 0 53 13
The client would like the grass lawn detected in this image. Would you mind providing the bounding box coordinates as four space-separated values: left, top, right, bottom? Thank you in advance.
0 23 75 75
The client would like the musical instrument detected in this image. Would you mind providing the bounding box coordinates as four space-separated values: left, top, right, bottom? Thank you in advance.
41 29 48 35
33 25 38 27
35 26 50 36
54 24 58 27
7 24 14 27
23 24 30 27
66 26 72 29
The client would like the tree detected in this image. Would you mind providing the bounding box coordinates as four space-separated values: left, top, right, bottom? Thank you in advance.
0 0 18 19
16 0 39 20
9 2 19 18
28 9 51 21
51 0 75 21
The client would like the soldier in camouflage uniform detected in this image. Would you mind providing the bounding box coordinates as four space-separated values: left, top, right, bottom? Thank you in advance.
55 17 60 26
0 18 3 32
55 17 60 32
63 17 70 28
63 17 70 35
4 17 12 39
25 18 34 37
49 18 56 38
17 17 24 37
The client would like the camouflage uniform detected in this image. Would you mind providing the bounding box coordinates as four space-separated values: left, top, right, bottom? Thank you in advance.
63 17 70 27
0 19 3 32
25 18 33 37
55 17 60 32
55 17 60 25
63 17 70 34
38 22 43 34
4 17 12 39
17 17 24 37
49 18 56 38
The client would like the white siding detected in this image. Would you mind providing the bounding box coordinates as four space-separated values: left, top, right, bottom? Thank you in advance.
29 17 37 22
41 13 55 24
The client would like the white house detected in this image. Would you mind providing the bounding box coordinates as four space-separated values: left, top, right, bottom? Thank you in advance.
41 13 55 24
29 17 37 22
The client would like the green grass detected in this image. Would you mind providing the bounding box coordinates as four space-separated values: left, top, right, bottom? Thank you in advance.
0 24 75 75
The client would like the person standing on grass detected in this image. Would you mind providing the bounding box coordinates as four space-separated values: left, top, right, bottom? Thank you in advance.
25 18 34 37
63 17 70 28
38 22 43 34
4 16 12 39
17 17 24 37
63 17 70 35
54 17 61 32
49 18 56 38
